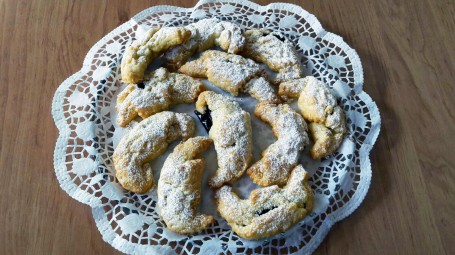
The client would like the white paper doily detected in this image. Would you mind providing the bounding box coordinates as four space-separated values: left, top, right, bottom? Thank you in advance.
52 0 381 254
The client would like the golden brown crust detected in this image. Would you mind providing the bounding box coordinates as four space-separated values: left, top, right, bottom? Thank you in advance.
158 137 215 234
247 103 309 186
308 122 344 159
180 50 279 102
113 112 195 193
278 76 347 159
179 50 263 96
121 27 191 84
116 67 205 127
215 165 313 240
278 79 305 100
195 91 253 188
242 77 281 104
177 57 207 78
241 29 303 84
164 18 245 70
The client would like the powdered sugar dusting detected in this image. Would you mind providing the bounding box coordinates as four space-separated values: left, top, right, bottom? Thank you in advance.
116 67 204 126
180 50 282 102
180 50 263 96
285 76 348 159
121 27 190 83
164 18 245 70
243 77 280 103
278 78 306 99
247 103 309 186
113 112 195 193
195 91 253 188
299 76 337 122
157 137 215 234
215 165 313 239
242 29 303 83
298 76 347 134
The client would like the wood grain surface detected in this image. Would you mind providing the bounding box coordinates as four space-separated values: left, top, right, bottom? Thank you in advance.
0 0 454 254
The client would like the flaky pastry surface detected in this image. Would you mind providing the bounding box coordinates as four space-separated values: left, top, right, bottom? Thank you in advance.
180 50 280 103
164 18 245 70
247 102 309 186
116 67 204 127
195 91 253 188
113 112 195 193
215 165 313 240
242 29 303 84
279 76 347 159
158 137 215 234
121 27 191 84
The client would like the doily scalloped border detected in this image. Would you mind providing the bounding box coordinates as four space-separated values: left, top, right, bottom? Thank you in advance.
51 0 381 254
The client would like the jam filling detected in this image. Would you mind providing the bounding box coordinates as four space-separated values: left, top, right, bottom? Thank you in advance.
194 109 213 133
272 33 286 42
255 206 278 216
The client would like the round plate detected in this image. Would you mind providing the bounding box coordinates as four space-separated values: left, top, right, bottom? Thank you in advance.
52 0 381 254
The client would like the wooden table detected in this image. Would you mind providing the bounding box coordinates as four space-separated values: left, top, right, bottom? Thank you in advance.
1 0 453 254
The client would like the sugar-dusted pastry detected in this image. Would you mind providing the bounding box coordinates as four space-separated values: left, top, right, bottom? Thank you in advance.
195 91 253 188
247 102 309 186
164 18 245 70
180 50 280 103
121 27 191 84
215 165 313 240
242 77 281 104
241 29 303 84
113 112 195 193
277 77 304 100
308 121 345 160
279 76 347 159
158 137 215 234
116 67 205 127
179 50 262 95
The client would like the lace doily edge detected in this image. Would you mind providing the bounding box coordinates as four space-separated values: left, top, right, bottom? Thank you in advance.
52 0 376 208
51 0 382 253
52 72 380 254
51 71 100 206
87 90 380 255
